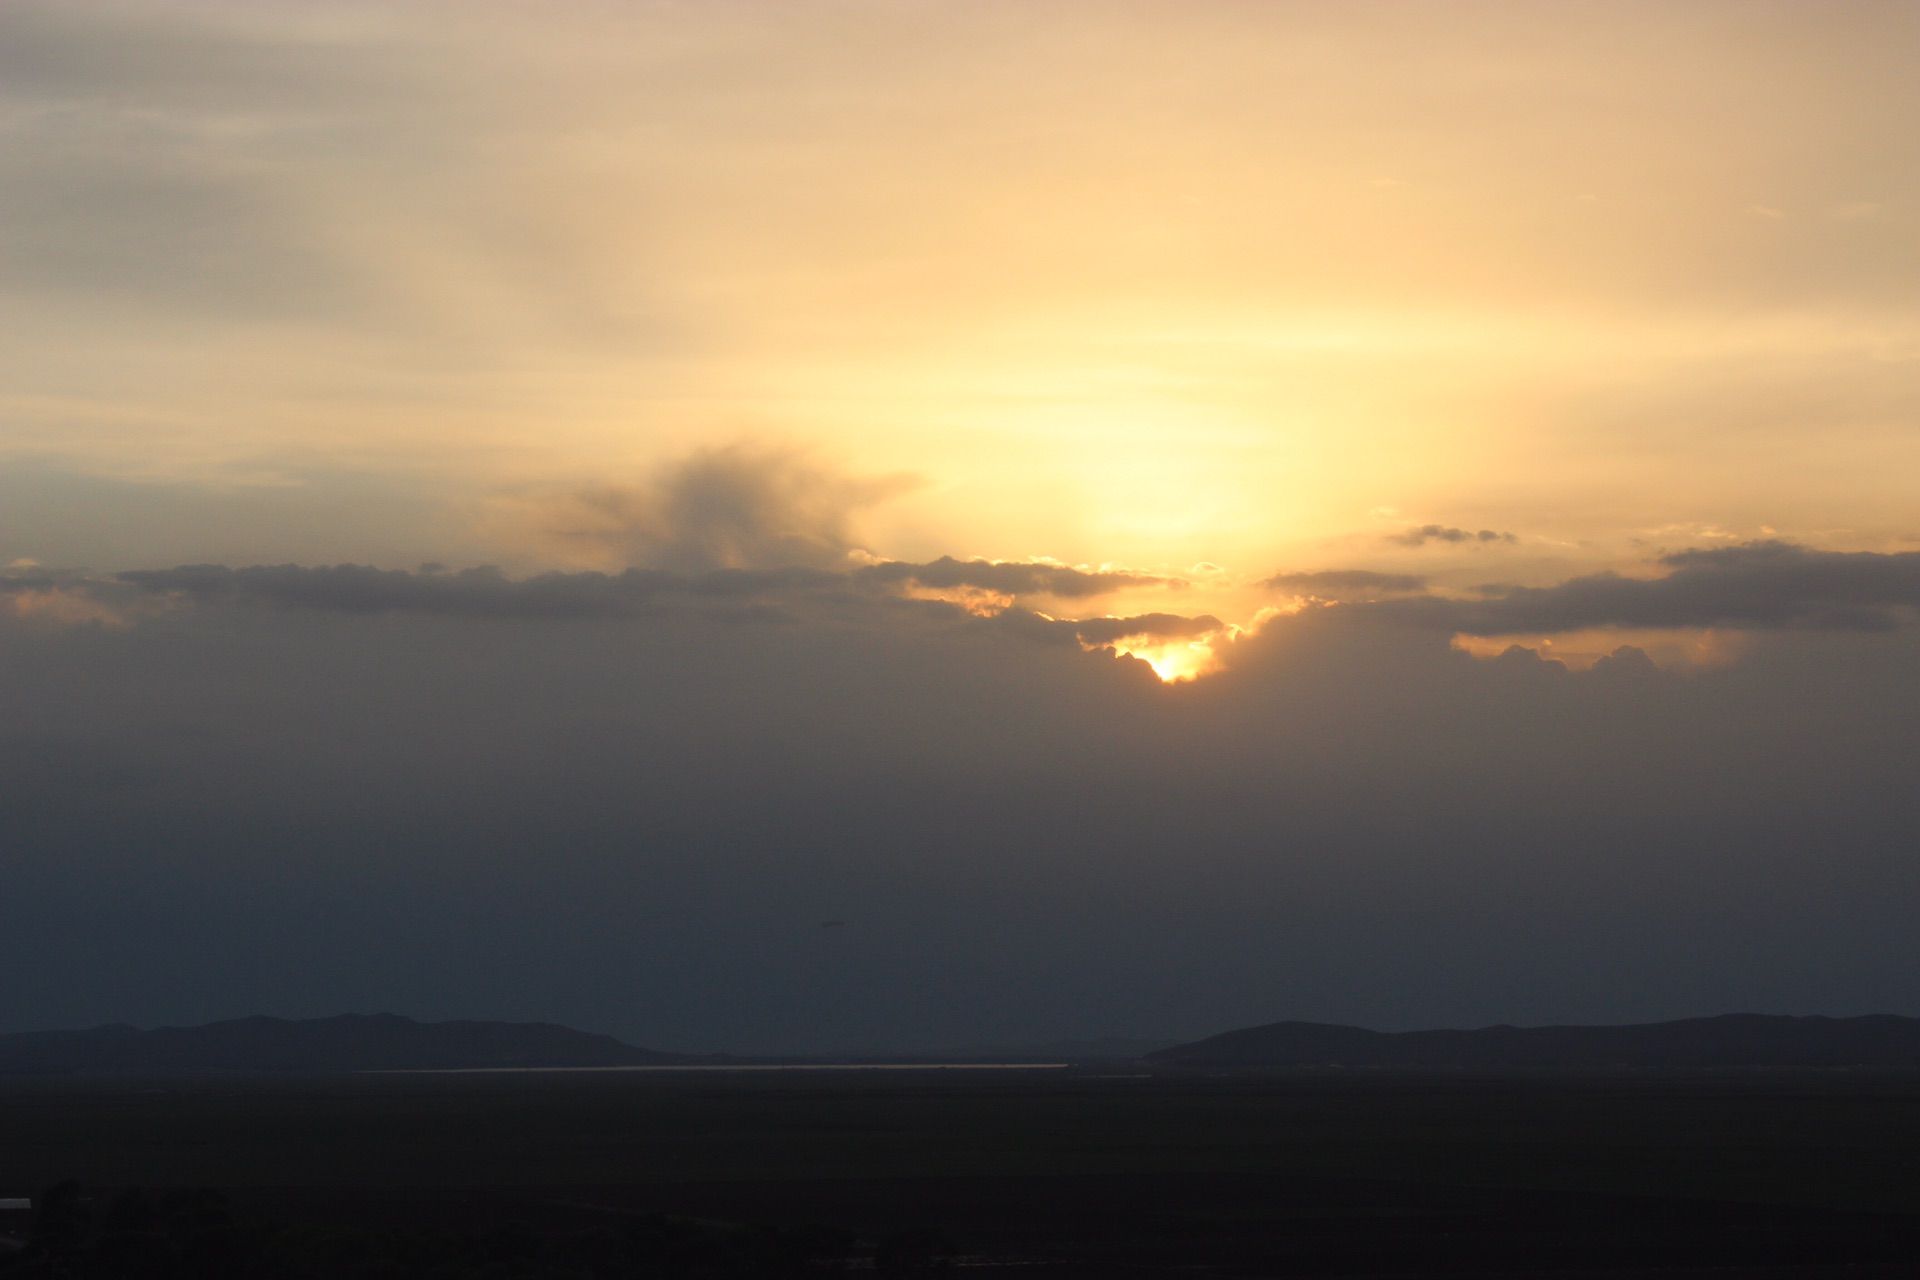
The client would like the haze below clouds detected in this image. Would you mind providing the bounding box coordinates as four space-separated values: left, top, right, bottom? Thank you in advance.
2 1 1918 1051
7 500 1920 1052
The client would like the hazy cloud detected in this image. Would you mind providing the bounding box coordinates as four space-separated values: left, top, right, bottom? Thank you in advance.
518 446 916 573
1391 525 1518 547
120 562 691 619
113 555 1173 625
858 556 1171 599
1264 569 1428 596
8 552 1920 1053
107 541 1920 642
1355 541 1920 635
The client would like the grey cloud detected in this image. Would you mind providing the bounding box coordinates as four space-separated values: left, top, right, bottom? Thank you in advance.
0 571 59 593
1263 569 1428 596
1590 645 1662 678
112 556 1167 623
523 449 1167 597
0 4 418 109
121 563 661 617
7 566 1920 1054
527 445 915 573
1392 525 1518 547
15 538 1920 1057
106 541 1920 644
115 562 850 620
857 555 1171 598
1354 541 1920 635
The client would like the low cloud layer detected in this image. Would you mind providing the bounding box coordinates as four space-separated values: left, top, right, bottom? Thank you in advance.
1359 542 1920 635
4 537 1919 1053
114 556 1180 623
860 555 1172 599
117 562 845 619
1265 569 1428 597
81 540 1920 652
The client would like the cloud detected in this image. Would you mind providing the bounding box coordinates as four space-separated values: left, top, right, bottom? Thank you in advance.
858 555 1171 599
10 547 1920 1054
1264 569 1428 596
514 445 917 573
1354 541 1920 635
112 554 1173 625
2 565 140 627
2 586 127 628
114 560 864 621
118 562 690 619
105 540 1920 647
1391 525 1518 547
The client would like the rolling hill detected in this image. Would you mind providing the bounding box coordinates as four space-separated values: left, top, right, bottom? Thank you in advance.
0 1013 704 1075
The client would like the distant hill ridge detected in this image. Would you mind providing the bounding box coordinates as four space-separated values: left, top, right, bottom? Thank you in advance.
1148 1014 1920 1069
0 1013 703 1075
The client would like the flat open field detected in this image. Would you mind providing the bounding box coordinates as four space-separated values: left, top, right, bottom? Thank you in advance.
5 1068 1920 1276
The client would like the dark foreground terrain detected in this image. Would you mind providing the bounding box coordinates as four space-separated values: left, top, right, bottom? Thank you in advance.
4 1067 1920 1277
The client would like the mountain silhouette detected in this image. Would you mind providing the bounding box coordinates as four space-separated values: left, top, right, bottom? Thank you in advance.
0 1013 708 1075
1148 1014 1920 1069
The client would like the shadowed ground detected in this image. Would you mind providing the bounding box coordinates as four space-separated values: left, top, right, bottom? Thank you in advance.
3 1068 1920 1275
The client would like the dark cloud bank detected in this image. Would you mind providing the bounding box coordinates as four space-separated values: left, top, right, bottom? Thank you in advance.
1357 542 1920 633
3 542 1919 1054
110 559 1193 642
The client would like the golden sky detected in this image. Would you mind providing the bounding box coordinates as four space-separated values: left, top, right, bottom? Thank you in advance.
2 1 1917 617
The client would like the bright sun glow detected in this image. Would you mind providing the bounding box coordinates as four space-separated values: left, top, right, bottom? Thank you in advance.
1106 637 1222 684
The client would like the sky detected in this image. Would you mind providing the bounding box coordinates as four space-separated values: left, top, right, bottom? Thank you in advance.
3 1 1919 1053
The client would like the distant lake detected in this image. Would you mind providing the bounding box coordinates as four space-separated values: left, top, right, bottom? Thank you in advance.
370 1062 1071 1074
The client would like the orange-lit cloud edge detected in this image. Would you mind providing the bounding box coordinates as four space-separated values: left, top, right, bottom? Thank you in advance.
12 534 1876 692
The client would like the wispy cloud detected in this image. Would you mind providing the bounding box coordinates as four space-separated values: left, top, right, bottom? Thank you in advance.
1390 525 1517 548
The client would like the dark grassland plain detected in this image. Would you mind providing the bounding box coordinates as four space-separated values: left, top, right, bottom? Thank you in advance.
4 1069 1920 1276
